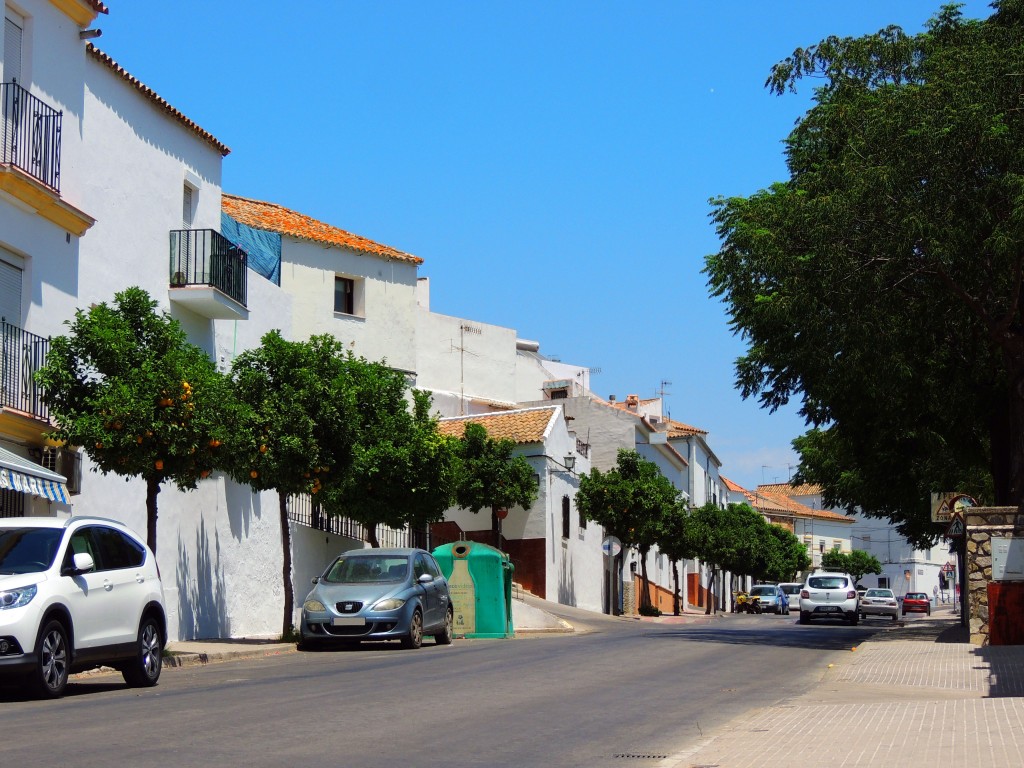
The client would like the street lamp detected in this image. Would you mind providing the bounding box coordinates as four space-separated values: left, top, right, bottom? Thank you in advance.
563 454 576 472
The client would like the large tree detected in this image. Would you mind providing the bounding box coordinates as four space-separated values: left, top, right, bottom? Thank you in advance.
223 331 357 637
576 449 679 612
705 2 1024 545
320 365 459 547
36 287 227 555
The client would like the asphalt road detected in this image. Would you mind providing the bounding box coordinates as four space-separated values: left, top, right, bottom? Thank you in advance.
0 610 900 768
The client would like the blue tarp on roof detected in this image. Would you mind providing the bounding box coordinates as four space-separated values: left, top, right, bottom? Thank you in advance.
221 212 282 286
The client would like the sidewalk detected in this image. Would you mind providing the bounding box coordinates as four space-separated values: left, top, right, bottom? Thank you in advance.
662 606 1024 768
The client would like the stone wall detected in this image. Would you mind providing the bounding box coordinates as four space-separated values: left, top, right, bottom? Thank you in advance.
966 506 1022 645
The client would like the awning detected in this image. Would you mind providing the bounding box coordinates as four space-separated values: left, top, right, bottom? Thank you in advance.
0 445 69 504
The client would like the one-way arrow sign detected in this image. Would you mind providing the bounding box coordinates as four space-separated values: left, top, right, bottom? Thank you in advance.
946 513 965 538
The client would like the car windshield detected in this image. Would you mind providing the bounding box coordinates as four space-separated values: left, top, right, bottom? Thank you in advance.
808 576 848 589
781 584 801 594
907 593 928 600
322 555 409 584
865 589 893 598
750 586 774 595
0 527 64 574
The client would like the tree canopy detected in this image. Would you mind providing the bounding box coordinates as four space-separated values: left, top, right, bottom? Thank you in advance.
576 449 680 610
36 287 228 554
452 421 537 547
821 549 884 584
704 2 1024 546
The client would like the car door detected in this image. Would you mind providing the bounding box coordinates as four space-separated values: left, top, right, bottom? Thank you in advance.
414 553 443 629
59 526 111 649
90 525 148 645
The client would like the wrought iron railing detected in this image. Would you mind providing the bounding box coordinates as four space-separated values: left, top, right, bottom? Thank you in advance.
1 81 62 191
0 318 50 421
287 494 428 549
169 229 248 306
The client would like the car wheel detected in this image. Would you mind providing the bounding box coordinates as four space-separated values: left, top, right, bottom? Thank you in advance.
122 615 163 688
799 611 810 625
31 619 70 699
401 608 424 649
927 608 931 616
434 608 454 646
902 609 907 616
891 614 898 621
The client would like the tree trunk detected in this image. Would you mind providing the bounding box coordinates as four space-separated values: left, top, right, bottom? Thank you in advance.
672 560 680 616
278 493 294 639
705 566 715 615
491 505 502 550
145 477 161 556
367 524 380 548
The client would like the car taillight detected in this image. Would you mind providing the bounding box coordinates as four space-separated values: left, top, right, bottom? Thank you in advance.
847 591 857 599
800 590 809 599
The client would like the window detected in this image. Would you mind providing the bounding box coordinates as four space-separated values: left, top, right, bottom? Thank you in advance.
182 184 194 229
334 276 355 315
0 486 24 518
832 539 842 551
561 495 570 539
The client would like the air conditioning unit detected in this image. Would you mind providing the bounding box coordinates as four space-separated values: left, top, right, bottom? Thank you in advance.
41 447 82 495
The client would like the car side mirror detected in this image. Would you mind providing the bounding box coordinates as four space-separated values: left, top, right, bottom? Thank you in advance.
418 573 434 584
311 576 320 585
63 552 95 576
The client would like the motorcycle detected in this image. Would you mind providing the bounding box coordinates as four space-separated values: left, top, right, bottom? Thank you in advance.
733 591 763 614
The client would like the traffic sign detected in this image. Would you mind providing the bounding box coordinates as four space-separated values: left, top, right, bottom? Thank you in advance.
602 536 622 558
942 562 956 574
946 513 965 538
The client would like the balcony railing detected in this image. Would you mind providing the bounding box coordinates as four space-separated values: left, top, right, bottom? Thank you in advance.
0 318 50 422
288 494 429 549
169 229 248 307
1 81 62 191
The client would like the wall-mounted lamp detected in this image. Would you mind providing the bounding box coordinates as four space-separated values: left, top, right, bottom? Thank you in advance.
79 29 102 40
563 454 576 472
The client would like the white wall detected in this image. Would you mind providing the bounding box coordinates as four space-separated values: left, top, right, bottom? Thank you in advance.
281 240 418 371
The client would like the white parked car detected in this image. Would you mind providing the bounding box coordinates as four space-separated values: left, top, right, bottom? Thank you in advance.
0 516 167 698
799 571 859 625
859 588 899 621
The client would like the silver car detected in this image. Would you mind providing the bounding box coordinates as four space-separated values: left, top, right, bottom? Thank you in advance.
299 548 453 650
859 588 898 621
799 571 860 625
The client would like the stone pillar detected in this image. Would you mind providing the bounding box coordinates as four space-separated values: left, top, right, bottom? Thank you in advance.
965 507 1021 645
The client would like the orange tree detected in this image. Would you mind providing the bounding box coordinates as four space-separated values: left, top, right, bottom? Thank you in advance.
319 366 459 547
36 287 228 555
576 449 679 613
452 421 537 550
220 331 357 637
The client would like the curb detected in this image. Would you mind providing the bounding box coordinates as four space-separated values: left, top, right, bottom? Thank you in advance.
163 643 298 669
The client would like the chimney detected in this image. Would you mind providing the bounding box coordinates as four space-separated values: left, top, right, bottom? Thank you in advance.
625 394 639 409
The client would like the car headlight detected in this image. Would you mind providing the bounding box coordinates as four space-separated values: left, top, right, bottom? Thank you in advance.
303 599 326 612
371 597 406 612
0 585 37 610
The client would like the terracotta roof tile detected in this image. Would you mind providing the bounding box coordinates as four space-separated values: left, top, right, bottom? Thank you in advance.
758 482 824 498
222 194 422 264
746 488 851 523
437 407 558 444
86 44 230 156
666 418 708 438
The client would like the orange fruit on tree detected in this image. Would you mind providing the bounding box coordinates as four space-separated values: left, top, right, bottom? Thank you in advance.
154 459 164 471
250 470 259 479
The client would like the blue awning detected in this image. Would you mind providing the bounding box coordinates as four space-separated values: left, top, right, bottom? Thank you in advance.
0 445 69 504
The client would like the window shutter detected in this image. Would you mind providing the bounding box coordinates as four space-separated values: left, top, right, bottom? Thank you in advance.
4 14 23 85
0 253 24 325
182 185 193 229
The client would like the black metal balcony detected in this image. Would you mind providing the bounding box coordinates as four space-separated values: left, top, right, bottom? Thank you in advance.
169 229 248 308
0 318 50 422
1 82 62 191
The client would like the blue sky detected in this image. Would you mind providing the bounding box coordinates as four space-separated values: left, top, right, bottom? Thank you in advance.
95 1 993 491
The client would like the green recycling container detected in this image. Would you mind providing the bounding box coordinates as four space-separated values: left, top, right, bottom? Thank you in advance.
432 541 515 639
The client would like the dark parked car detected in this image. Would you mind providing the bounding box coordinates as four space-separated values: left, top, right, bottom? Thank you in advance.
902 592 932 616
299 548 453 650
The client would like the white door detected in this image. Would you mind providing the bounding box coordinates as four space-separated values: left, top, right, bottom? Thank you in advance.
3 12 24 162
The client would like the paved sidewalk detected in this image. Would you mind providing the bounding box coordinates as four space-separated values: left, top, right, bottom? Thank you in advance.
662 608 1024 768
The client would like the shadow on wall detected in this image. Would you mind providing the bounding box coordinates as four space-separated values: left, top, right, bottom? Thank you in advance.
176 517 230 640
226 476 263 542
557 548 577 607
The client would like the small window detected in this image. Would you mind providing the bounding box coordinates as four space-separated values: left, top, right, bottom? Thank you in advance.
91 526 146 570
878 576 890 588
335 276 355 315
561 495 570 539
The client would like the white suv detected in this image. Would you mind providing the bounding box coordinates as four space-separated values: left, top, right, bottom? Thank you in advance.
0 516 166 698
799 571 859 625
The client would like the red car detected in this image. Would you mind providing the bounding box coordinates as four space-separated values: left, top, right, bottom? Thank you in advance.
902 592 931 616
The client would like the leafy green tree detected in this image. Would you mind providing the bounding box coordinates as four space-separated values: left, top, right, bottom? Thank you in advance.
320 367 459 547
821 549 883 584
576 450 680 612
766 524 812 582
657 502 700 614
223 331 357 637
704 2 1024 545
452 422 537 549
36 287 227 554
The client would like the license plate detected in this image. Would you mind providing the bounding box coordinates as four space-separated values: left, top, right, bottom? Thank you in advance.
332 617 365 627
817 606 840 613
